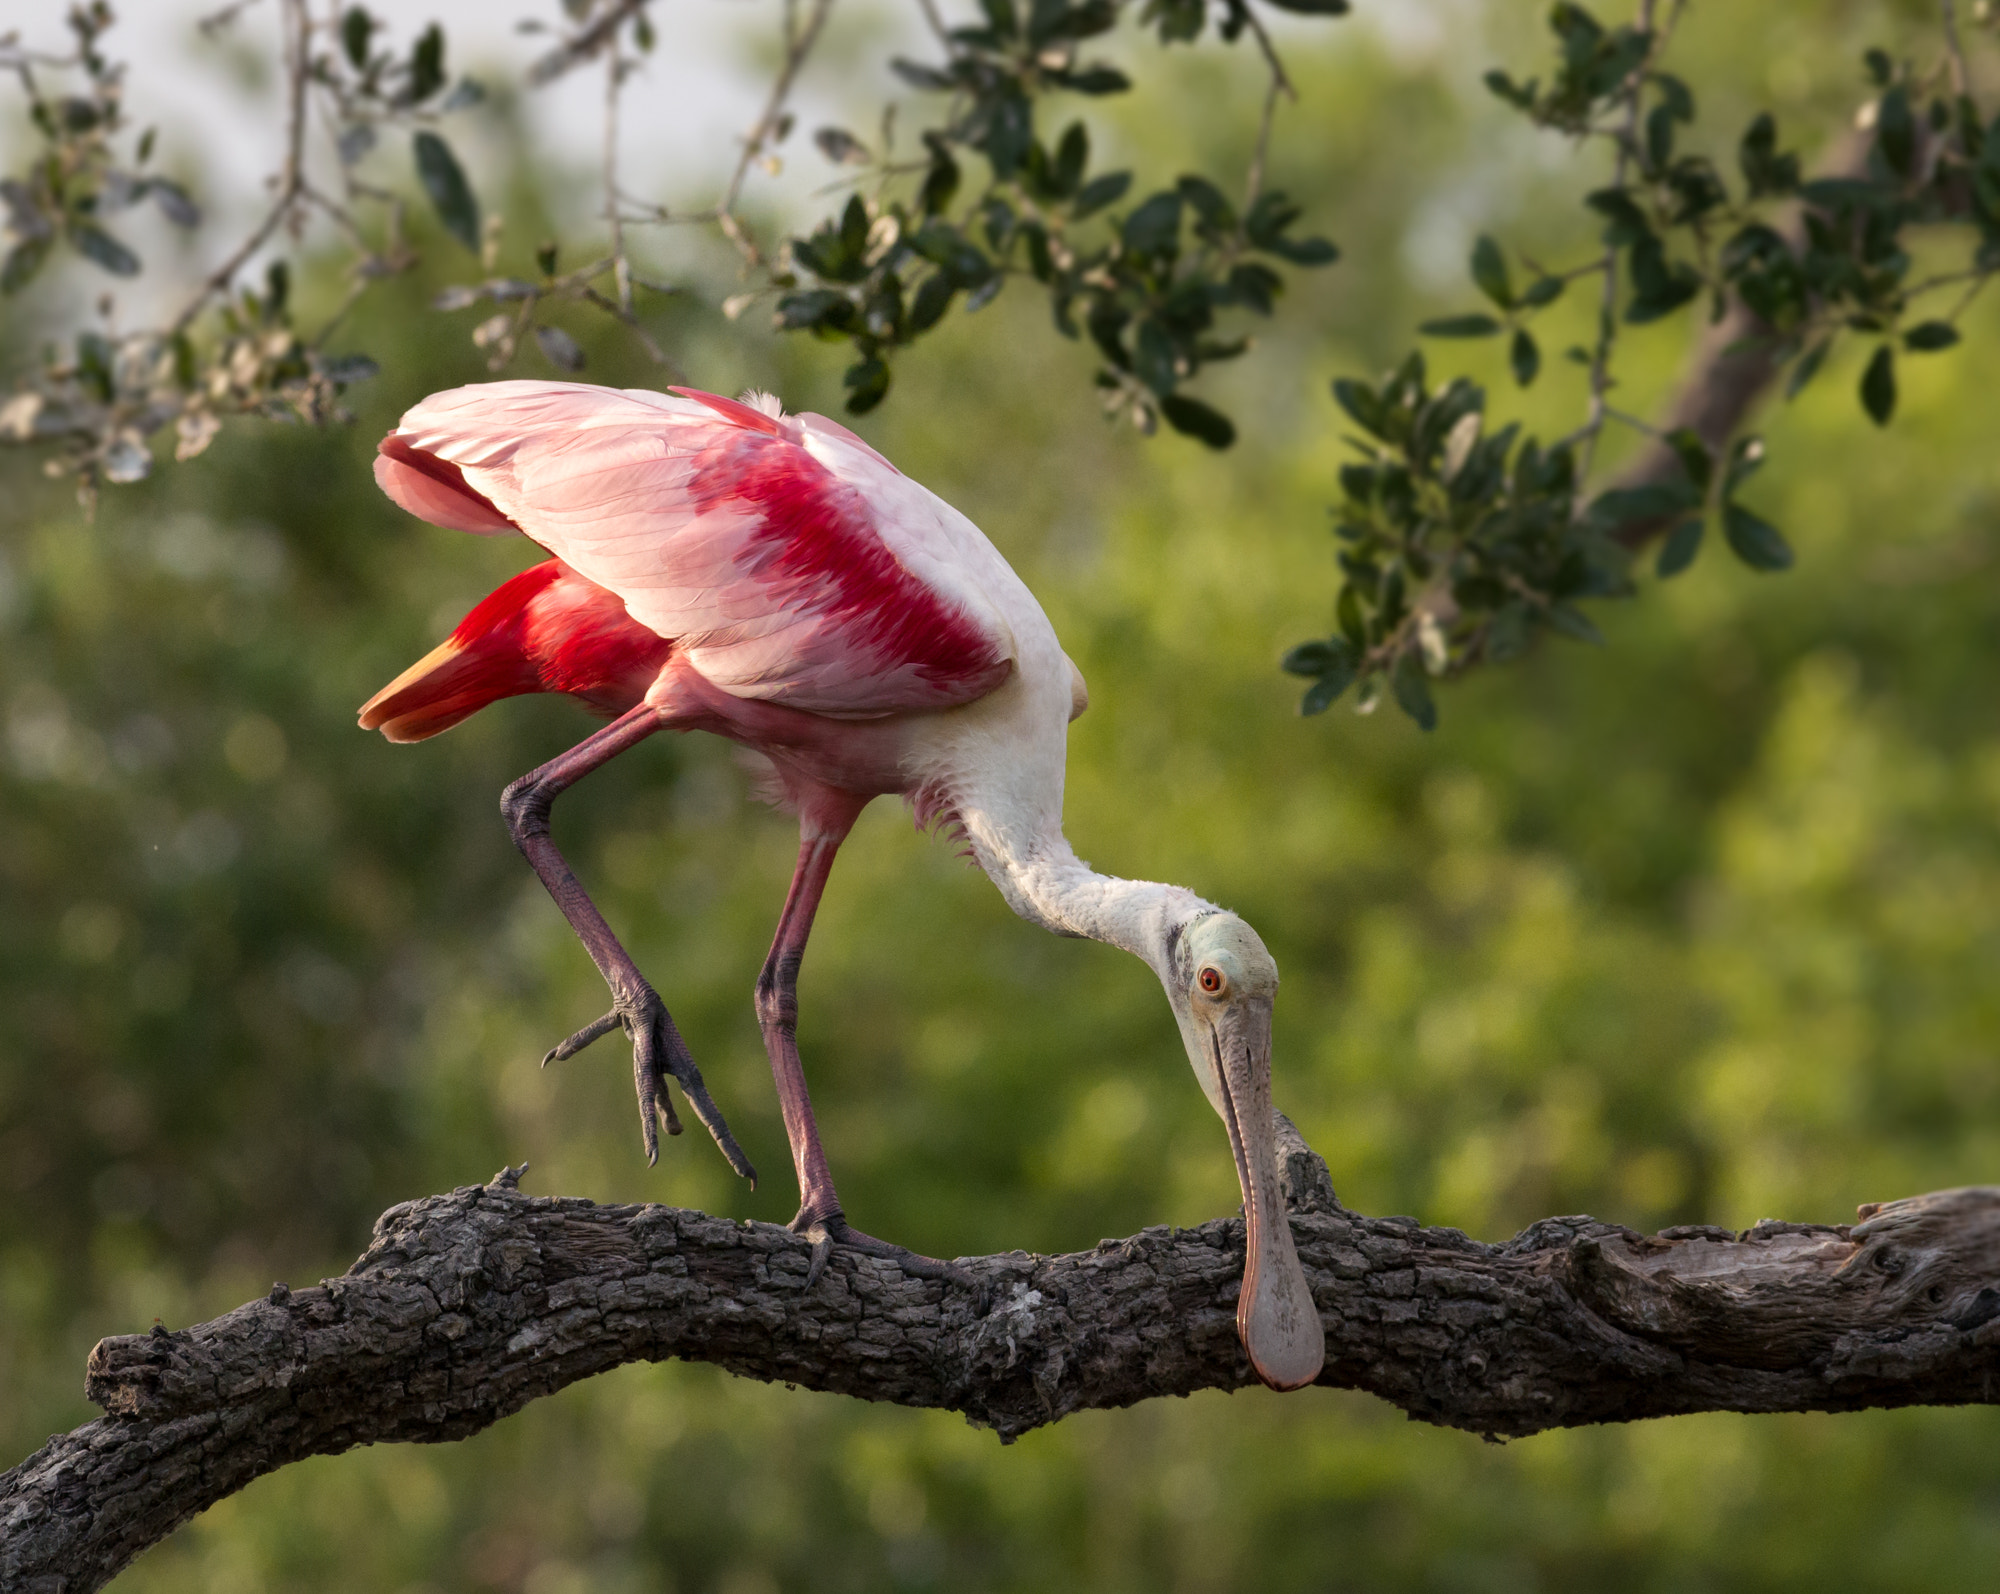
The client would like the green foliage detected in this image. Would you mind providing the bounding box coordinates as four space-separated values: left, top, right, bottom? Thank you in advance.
778 2 1344 429
1293 0 2000 725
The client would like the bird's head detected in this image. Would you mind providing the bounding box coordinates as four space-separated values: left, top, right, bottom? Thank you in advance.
1156 908 1324 1391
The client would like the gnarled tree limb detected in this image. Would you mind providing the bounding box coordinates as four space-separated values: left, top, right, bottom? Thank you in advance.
4 1128 1999 1594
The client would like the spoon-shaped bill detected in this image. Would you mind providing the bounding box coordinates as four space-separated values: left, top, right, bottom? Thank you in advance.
1212 1007 1325 1391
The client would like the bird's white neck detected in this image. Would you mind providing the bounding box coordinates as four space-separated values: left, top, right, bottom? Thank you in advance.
955 799 1211 973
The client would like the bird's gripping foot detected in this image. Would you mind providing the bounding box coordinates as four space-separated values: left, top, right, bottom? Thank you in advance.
546 982 757 1185
789 1206 971 1292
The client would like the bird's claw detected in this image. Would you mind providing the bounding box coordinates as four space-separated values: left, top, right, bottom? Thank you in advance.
544 984 758 1187
789 1208 970 1292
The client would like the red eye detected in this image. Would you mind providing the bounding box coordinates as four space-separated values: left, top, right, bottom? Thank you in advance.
1198 968 1225 995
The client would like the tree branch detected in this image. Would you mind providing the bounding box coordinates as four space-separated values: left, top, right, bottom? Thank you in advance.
6 1132 2000 1593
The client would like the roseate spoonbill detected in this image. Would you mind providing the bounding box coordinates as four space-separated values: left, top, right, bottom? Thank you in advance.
360 379 1324 1390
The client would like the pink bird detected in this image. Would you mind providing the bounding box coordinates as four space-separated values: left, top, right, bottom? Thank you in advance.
360 380 1324 1391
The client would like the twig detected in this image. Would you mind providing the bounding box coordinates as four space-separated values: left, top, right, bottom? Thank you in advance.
912 0 953 48
604 37 631 314
1566 0 1660 476
1941 0 1973 98
714 0 838 269
528 0 650 85
1238 2 1295 218
169 0 311 335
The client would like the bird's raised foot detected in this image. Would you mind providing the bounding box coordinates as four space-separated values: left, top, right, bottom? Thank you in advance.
543 984 757 1187
790 1208 971 1292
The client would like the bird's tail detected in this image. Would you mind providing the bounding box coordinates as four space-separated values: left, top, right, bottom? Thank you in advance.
358 562 559 742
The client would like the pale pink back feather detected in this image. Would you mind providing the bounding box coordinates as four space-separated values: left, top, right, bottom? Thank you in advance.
376 381 1018 718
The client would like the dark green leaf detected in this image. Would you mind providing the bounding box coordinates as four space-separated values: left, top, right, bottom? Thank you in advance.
1509 327 1539 387
1135 319 1176 394
910 271 955 331
891 58 955 91
1160 392 1236 449
1546 603 1604 645
1903 320 1960 352
1225 261 1281 314
1652 72 1694 122
76 331 114 401
319 353 380 385
1071 171 1130 219
1243 190 1305 249
1122 191 1183 256
1798 177 1886 209
534 325 585 371
1484 69 1538 110
919 143 960 215
1 234 52 294
1877 86 1915 176
1054 123 1088 195
1149 0 1205 41
1058 66 1130 94
983 88 1033 177
1337 583 1367 649
1257 0 1349 13
147 178 200 228
1859 343 1896 425
1723 501 1793 570
1264 235 1339 266
814 127 871 165
1331 377 1385 437
1586 480 1702 529
409 23 445 102
72 224 140 277
1663 427 1712 492
1470 234 1512 307
1300 668 1353 715
1739 111 1800 196
341 6 373 68
1418 313 1502 338
1785 337 1831 399
1585 187 1649 243
775 288 854 331
1390 652 1437 730
978 0 1019 39
1644 103 1676 169
1655 516 1704 578
264 258 290 320
1519 275 1566 308
1176 174 1234 229
1282 640 1339 677
843 356 891 414
413 131 480 250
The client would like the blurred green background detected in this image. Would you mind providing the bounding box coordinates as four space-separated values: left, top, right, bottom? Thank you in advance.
6 1 2000 1587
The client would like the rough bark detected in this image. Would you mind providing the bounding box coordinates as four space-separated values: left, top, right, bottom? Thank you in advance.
5 1133 2000 1594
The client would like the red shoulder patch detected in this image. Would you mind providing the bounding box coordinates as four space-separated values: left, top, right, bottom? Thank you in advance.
696 437 1008 704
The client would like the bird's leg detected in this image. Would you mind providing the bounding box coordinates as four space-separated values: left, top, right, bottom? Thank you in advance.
756 818 956 1289
501 704 755 1183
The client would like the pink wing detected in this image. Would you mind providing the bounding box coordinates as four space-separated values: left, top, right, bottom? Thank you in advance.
373 381 1014 718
